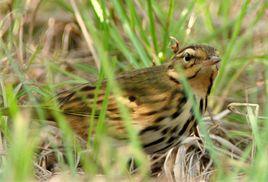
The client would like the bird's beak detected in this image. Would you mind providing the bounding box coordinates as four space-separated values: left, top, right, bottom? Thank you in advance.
210 56 221 70
204 56 221 69
210 56 221 63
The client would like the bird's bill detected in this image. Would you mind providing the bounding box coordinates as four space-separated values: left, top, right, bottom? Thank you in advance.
203 56 221 68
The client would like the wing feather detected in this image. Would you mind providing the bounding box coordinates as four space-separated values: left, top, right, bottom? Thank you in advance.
54 64 183 140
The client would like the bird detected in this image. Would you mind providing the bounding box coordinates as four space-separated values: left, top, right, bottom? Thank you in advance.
1 44 221 155
49 44 220 155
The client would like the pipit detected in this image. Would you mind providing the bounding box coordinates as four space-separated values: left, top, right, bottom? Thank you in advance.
1 44 220 155
52 44 220 155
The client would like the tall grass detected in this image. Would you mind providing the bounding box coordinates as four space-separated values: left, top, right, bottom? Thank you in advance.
0 0 267 181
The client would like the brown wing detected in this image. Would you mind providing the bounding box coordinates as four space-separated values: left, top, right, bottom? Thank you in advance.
54 64 183 141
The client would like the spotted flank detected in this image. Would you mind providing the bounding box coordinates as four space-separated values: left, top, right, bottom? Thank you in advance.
140 98 197 154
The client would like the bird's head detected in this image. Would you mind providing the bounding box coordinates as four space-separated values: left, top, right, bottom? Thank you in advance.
169 44 221 80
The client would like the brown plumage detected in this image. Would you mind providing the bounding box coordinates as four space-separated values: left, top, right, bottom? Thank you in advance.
49 44 221 155
1 44 220 155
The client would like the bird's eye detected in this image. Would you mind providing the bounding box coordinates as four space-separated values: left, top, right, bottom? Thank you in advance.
183 53 192 62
